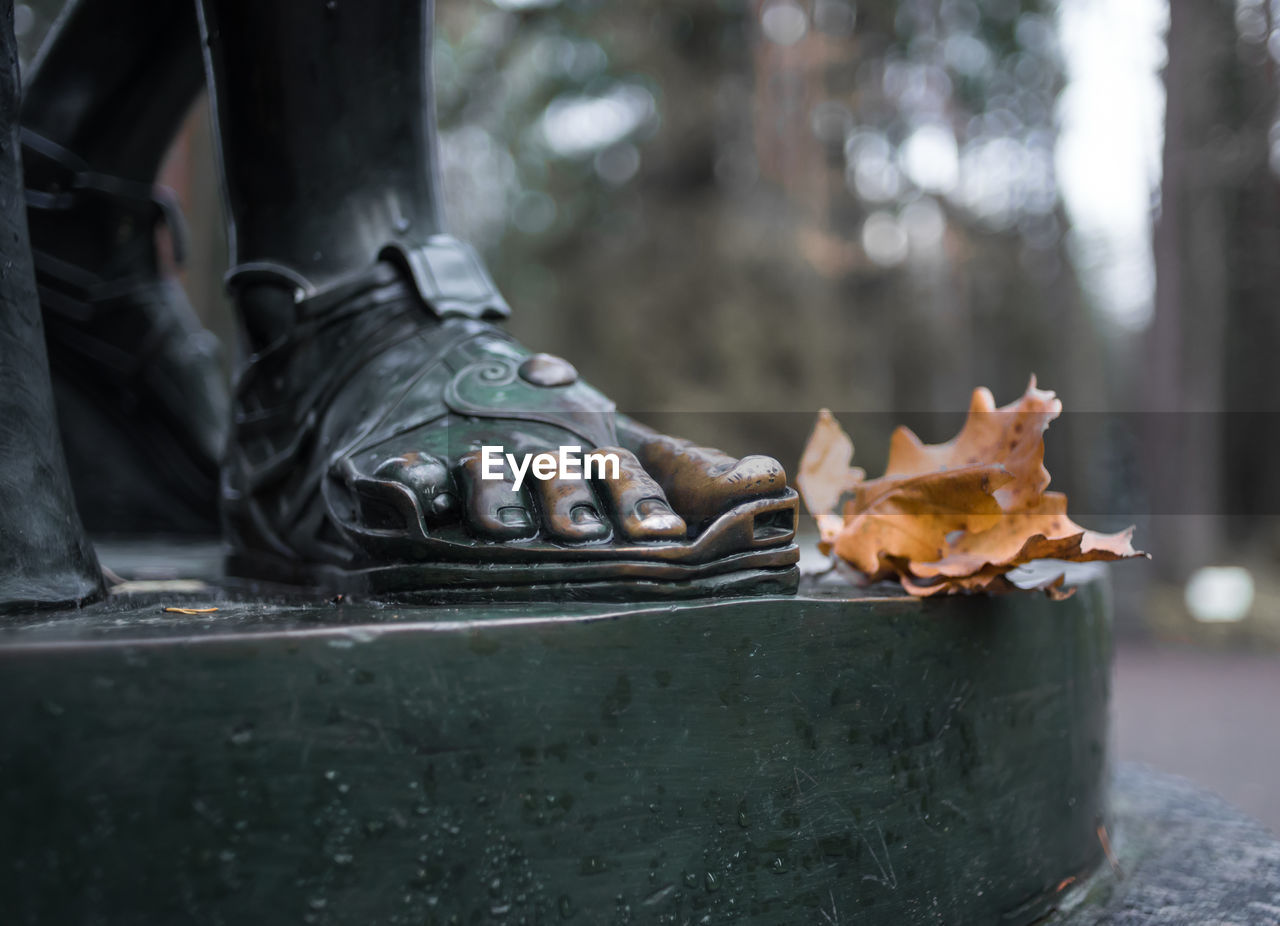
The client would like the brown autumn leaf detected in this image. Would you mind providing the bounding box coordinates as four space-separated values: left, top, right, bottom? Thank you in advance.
797 379 1145 597
832 465 1011 579
883 376 1060 512
796 409 865 548
901 569 1074 600
909 491 1139 581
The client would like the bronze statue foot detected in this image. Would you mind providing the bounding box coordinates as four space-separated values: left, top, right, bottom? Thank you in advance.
22 132 228 535
224 253 798 601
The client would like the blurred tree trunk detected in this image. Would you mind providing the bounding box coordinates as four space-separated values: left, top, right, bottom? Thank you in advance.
1221 13 1280 552
1147 0 1236 579
1149 0 1280 579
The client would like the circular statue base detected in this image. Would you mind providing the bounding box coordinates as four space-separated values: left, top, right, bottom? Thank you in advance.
0 564 1111 924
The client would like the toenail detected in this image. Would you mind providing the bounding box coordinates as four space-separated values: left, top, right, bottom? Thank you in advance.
640 513 684 533
635 498 682 531
570 504 603 524
497 506 533 527
518 353 578 387
636 498 671 518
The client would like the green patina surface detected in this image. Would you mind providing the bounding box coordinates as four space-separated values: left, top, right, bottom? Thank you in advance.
0 571 1110 925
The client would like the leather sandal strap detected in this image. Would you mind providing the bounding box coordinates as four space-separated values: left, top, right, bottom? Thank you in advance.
384 237 511 321
21 129 190 265
225 236 510 325
228 264 503 496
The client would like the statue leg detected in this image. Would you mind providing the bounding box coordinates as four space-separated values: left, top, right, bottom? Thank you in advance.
0 0 103 612
197 0 800 599
20 0 227 535
22 0 203 182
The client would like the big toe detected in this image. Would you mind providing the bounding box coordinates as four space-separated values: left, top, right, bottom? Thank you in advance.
638 437 788 529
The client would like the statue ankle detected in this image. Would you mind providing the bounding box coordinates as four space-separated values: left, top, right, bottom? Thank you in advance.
226 235 512 355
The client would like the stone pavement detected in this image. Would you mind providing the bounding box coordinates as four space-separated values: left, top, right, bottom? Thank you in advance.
1049 764 1280 925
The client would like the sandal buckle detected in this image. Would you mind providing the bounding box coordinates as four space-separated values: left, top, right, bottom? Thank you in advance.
387 236 511 320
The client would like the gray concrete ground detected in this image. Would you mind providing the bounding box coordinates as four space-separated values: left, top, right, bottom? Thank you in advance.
1113 644 1280 834
1048 764 1280 925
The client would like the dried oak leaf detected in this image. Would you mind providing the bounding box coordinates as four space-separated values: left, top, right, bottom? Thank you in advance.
797 378 1145 597
883 377 1060 512
901 569 1074 600
909 491 1140 582
832 465 1011 580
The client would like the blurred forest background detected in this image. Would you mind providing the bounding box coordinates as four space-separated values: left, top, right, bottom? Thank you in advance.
15 0 1280 641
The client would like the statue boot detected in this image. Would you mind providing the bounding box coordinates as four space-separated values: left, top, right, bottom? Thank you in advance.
197 0 799 599
21 0 227 535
